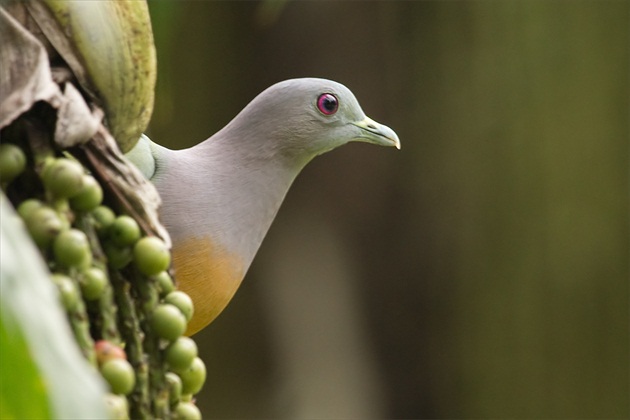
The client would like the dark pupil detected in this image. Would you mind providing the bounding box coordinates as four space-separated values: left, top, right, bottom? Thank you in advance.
322 96 336 112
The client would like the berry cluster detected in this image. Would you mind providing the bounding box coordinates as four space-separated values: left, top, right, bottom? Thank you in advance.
1 135 204 419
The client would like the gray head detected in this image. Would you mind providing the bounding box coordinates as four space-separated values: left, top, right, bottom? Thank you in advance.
216 78 400 166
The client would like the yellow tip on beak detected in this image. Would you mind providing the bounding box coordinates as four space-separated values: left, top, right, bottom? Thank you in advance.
352 116 401 150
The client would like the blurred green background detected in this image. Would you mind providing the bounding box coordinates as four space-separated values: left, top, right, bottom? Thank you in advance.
146 1 628 418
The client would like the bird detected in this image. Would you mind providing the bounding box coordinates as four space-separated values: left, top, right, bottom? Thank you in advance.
126 78 400 335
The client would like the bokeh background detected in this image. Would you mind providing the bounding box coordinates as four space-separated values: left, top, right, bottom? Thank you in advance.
146 1 628 418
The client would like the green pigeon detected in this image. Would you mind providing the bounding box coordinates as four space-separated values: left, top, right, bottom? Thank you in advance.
126 78 400 335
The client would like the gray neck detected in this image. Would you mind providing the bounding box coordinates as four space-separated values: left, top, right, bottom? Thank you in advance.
153 127 309 272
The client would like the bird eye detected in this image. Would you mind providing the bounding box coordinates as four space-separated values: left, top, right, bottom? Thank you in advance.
316 93 338 115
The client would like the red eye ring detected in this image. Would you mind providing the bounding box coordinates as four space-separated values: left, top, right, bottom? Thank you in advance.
317 93 338 115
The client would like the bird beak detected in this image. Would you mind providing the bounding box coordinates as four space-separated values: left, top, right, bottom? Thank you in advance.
351 116 401 150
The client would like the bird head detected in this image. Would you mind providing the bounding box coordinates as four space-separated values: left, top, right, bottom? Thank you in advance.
222 78 400 166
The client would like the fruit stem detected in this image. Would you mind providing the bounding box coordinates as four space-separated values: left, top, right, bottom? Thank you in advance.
66 268 97 366
110 270 150 419
134 271 171 417
74 213 121 343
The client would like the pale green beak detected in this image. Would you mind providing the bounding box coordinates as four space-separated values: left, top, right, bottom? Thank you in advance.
352 116 401 150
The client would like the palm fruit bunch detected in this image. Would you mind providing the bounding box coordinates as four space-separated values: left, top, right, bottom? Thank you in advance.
1 1 203 418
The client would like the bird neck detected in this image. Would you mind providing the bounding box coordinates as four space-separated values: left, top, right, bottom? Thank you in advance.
151 134 308 333
177 130 309 271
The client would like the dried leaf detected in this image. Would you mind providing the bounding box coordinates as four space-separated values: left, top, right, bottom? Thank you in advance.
54 83 102 148
0 7 59 129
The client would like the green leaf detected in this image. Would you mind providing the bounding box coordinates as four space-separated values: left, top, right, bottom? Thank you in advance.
0 309 50 419
0 192 108 419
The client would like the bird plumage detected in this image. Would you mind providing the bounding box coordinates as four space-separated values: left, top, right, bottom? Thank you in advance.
126 78 399 335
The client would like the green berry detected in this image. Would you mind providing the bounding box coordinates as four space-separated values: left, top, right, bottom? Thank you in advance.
154 271 175 296
151 303 186 341
100 358 135 395
80 267 108 300
92 205 116 237
108 215 141 246
70 175 103 211
53 228 92 268
164 291 194 322
25 206 63 249
165 337 198 372
165 372 182 405
41 158 84 198
133 236 170 276
52 273 79 311
17 199 43 220
174 401 202 420
104 393 129 420
0 143 26 184
103 243 133 270
178 357 206 395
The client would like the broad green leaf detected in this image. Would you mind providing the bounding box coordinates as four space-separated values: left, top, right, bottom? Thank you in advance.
0 192 108 419
0 309 50 419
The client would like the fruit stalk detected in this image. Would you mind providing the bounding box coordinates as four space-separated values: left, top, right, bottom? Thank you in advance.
65 270 97 366
135 273 171 417
109 269 150 419
74 213 121 343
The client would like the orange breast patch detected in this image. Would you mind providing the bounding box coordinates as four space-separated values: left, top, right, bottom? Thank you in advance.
170 236 244 335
